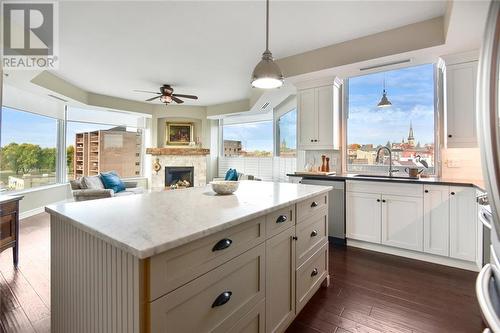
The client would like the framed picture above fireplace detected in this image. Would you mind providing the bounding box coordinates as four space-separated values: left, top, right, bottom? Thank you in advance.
166 122 194 146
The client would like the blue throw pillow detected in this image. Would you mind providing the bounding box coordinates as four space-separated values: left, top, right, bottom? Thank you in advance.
224 168 238 181
100 171 126 193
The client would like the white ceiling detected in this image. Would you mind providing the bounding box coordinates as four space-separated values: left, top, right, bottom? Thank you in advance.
53 1 449 106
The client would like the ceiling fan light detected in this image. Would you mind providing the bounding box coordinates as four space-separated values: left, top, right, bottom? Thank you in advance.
251 51 283 89
160 95 172 103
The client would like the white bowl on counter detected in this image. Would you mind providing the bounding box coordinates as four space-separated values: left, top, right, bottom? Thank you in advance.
210 181 240 195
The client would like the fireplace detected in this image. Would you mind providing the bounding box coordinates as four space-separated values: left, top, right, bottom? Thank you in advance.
165 166 194 189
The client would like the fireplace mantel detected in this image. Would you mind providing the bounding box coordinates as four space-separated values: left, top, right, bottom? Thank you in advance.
146 148 210 156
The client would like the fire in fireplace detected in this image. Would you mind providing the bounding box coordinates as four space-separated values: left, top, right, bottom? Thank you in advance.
165 167 194 189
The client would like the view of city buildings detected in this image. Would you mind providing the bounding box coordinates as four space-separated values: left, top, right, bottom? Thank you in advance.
348 122 434 173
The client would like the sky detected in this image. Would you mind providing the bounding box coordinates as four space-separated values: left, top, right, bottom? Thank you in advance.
224 121 274 152
348 63 435 146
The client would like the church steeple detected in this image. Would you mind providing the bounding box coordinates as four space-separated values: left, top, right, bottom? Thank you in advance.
407 121 415 147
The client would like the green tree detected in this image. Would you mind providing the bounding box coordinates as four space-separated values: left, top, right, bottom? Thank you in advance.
2 143 21 174
39 148 56 171
17 143 42 174
67 145 74 173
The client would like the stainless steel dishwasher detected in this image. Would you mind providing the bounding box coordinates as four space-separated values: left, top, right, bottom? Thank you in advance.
300 178 345 243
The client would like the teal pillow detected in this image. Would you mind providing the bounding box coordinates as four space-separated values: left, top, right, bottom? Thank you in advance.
224 169 238 181
100 171 126 193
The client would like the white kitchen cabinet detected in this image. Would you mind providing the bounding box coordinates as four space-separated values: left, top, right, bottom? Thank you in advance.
423 185 450 256
445 61 478 148
449 186 477 261
265 226 295 333
346 192 381 243
297 81 340 150
381 195 423 251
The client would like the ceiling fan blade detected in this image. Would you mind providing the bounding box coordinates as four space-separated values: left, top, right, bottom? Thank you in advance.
173 94 198 100
171 96 184 104
134 90 161 94
146 96 161 102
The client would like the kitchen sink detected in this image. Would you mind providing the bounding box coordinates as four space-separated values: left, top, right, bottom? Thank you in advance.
352 174 417 180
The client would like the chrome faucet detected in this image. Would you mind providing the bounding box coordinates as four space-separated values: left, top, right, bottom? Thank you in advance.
375 146 399 176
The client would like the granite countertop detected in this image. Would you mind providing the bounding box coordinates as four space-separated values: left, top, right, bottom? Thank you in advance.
45 181 332 259
287 173 486 192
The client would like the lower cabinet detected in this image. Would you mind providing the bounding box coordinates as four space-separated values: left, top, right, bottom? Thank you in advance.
346 192 381 243
346 180 479 267
265 227 296 333
449 186 477 261
381 195 423 251
423 185 450 256
228 299 266 333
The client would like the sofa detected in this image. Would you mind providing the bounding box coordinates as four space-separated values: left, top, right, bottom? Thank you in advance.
70 175 143 202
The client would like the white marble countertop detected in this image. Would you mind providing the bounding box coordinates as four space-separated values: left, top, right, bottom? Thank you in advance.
45 181 332 259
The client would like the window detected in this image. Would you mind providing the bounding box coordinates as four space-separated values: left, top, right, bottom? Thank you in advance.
222 121 273 157
0 107 58 191
66 122 143 180
277 108 297 157
346 64 436 175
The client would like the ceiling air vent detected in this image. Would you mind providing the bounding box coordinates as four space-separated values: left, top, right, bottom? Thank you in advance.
360 59 411 71
48 94 68 103
261 102 270 110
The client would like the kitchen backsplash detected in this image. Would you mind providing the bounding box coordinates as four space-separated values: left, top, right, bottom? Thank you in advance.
440 147 484 181
301 150 342 174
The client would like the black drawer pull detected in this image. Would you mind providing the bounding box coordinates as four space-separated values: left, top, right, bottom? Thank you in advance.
310 230 318 237
377 199 381 202
382 199 386 203
450 192 456 196
212 238 232 252
311 201 318 208
311 268 319 277
211 291 232 308
276 215 288 224
424 190 429 193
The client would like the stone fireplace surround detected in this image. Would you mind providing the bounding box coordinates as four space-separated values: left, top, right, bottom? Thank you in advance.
146 148 209 190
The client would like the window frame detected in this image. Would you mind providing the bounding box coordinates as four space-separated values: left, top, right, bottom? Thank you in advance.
275 107 297 157
0 105 62 192
342 63 440 176
220 118 274 158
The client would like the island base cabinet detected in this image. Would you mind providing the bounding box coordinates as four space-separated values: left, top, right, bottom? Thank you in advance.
265 227 295 333
296 243 328 313
149 244 265 333
229 299 266 333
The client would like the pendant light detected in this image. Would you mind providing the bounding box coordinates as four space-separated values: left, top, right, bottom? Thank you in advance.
251 0 283 89
377 77 392 108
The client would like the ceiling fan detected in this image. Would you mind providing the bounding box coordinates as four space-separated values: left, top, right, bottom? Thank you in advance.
134 84 198 104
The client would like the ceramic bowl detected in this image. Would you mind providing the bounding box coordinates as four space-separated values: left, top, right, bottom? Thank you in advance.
210 181 240 195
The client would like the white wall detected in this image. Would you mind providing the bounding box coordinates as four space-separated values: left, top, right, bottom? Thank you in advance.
18 184 72 219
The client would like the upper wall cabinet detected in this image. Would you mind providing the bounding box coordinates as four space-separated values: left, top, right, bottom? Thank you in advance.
443 52 478 148
296 78 341 150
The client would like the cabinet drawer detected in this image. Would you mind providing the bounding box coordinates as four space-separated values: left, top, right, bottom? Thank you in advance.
227 299 265 333
149 216 265 300
150 244 265 333
346 180 423 197
1 201 18 215
296 209 328 267
266 205 294 238
0 214 15 247
296 243 328 313
297 193 328 222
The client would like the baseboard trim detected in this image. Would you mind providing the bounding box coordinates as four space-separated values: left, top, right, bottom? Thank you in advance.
20 207 45 220
347 239 481 272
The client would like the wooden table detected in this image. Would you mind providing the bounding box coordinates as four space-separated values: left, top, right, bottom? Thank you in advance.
0 195 24 267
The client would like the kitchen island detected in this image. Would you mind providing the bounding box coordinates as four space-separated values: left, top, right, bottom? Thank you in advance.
46 181 332 333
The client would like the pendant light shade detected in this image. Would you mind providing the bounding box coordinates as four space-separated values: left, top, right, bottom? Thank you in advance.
251 0 283 89
377 78 392 108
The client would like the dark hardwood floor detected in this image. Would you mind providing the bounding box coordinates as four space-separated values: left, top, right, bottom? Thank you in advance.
0 213 485 333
